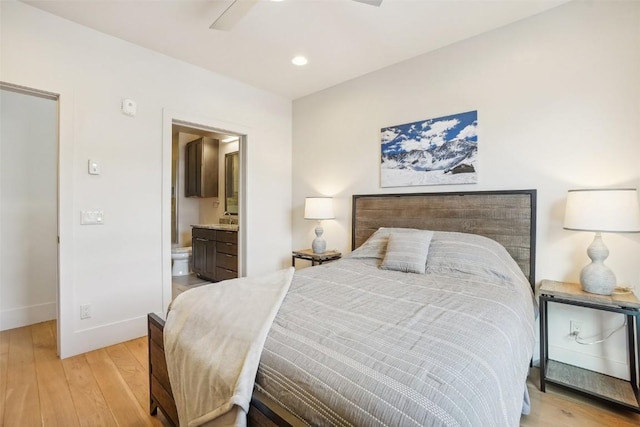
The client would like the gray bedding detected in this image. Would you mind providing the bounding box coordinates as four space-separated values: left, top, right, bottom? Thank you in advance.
255 231 536 426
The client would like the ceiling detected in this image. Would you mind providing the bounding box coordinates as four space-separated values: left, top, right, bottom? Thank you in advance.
23 0 568 100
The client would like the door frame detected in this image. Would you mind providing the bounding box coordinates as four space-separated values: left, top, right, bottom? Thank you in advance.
0 81 62 352
161 109 248 312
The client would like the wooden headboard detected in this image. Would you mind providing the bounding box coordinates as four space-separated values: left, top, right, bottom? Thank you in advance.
352 190 537 287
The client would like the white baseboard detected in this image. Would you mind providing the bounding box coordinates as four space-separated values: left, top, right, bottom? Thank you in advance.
550 344 630 380
0 302 56 331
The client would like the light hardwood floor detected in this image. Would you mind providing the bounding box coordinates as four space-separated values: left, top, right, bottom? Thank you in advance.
1 320 640 426
1 320 171 426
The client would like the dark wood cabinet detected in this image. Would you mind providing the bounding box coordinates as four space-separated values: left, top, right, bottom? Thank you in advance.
192 227 238 282
192 228 217 281
215 230 238 280
191 237 206 273
184 137 218 198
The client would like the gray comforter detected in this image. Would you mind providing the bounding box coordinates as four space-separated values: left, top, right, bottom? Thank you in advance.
255 231 536 426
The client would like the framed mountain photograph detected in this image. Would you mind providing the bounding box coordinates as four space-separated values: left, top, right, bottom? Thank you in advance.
380 110 478 187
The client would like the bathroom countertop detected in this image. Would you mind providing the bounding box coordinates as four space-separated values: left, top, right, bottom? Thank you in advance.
191 224 239 231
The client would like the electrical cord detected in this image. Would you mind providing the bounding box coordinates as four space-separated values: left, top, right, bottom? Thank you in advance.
572 319 627 345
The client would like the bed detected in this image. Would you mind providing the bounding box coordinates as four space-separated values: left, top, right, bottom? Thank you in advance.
148 189 537 427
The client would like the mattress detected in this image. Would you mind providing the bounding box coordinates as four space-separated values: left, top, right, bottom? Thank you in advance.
255 231 536 427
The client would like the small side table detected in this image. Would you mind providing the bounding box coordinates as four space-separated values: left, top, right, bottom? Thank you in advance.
539 279 640 413
292 249 341 267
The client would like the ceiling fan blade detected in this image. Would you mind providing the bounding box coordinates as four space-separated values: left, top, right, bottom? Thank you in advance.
210 0 259 31
353 0 383 6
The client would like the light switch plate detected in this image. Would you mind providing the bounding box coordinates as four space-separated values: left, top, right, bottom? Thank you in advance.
81 210 104 225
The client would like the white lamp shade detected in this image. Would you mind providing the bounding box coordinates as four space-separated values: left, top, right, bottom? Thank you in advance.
304 197 334 220
564 188 640 233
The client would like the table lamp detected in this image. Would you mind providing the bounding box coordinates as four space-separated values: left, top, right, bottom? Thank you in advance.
304 197 334 253
563 188 640 295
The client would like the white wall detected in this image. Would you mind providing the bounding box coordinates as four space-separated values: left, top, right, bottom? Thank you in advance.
292 0 640 378
1 2 292 357
0 88 58 330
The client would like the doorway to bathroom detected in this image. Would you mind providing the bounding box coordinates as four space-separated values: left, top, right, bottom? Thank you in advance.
161 113 246 311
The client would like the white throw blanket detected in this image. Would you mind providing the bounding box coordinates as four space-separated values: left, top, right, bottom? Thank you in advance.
164 267 294 427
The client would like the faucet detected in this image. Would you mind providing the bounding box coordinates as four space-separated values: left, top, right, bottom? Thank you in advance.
222 211 237 225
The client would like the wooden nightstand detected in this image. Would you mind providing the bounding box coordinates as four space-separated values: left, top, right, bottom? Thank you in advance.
291 249 341 267
539 280 640 413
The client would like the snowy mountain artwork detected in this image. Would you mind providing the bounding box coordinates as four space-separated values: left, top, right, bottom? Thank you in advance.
381 110 478 187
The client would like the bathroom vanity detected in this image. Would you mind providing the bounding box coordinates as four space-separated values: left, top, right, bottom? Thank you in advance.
191 225 238 282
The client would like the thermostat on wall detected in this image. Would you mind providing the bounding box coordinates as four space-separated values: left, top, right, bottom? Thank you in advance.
122 98 137 116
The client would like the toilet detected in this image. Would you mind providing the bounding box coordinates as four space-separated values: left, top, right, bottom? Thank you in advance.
171 246 192 276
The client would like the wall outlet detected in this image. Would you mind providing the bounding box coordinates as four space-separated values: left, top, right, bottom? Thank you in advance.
570 320 582 336
80 304 92 319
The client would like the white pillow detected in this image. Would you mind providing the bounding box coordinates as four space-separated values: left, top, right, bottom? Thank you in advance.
380 230 434 274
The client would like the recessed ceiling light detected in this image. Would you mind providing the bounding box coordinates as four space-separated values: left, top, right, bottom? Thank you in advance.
291 56 308 66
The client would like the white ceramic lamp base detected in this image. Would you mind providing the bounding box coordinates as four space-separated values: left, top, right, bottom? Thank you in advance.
311 224 326 254
580 232 616 295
